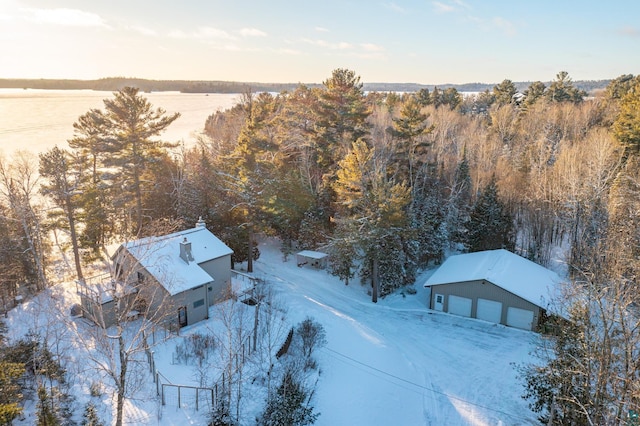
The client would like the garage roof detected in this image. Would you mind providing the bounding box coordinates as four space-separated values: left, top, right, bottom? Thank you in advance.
424 249 563 309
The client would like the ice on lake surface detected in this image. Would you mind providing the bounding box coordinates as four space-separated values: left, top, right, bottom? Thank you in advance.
0 89 240 155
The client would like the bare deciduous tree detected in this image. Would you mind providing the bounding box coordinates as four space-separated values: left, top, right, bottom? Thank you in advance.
73 224 180 426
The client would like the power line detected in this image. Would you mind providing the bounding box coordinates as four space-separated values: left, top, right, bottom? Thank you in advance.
321 346 532 423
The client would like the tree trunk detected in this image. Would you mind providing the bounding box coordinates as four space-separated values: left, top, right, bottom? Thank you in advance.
116 328 127 426
65 193 84 282
247 227 254 273
133 163 143 236
371 258 379 303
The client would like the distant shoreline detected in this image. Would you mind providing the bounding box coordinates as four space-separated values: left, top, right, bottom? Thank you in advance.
0 77 611 94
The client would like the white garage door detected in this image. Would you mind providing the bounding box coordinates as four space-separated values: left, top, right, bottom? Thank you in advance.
477 299 502 324
448 295 472 317
506 307 535 330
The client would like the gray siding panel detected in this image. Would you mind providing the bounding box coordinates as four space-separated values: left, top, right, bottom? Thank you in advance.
199 255 232 305
429 280 542 330
173 285 208 326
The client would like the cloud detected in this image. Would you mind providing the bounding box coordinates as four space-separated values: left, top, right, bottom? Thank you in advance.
386 2 406 13
451 0 471 10
302 38 353 50
274 48 301 55
315 26 330 33
432 1 455 13
24 8 108 28
238 27 267 37
130 25 157 36
360 43 385 52
169 26 234 40
618 26 640 37
492 16 516 36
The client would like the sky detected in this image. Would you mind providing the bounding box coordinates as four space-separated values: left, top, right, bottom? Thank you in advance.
1 0 639 85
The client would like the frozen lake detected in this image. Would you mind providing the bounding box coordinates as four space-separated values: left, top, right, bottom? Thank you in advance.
0 89 241 156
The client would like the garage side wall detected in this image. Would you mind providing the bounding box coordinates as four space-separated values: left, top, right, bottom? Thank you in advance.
429 280 542 330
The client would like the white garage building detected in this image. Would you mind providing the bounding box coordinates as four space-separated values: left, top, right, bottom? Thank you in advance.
424 249 562 331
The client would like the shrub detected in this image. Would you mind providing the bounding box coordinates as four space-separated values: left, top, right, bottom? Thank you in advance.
296 318 327 360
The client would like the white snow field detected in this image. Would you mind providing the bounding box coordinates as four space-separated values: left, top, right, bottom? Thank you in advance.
6 238 543 425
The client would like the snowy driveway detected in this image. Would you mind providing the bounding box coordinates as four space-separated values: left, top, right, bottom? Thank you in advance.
254 240 540 426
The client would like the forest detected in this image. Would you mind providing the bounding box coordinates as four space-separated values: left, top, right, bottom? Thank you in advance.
0 76 609 94
0 68 640 424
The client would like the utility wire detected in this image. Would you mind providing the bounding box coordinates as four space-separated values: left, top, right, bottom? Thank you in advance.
321 346 533 423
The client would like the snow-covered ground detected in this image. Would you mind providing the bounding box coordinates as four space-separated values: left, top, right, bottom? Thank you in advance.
5 238 542 425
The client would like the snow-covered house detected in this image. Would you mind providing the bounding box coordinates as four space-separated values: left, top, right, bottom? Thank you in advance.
423 249 562 331
80 219 233 328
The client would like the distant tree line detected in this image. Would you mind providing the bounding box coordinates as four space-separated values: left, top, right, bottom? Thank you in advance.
0 76 610 95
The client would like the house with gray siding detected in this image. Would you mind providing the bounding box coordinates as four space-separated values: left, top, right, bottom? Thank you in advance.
423 249 562 331
80 219 233 328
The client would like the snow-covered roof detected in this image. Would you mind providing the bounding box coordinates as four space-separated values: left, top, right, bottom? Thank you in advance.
116 225 233 296
424 249 562 309
296 250 328 260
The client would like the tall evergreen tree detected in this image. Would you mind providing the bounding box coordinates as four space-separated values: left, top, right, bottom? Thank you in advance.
445 154 472 248
39 146 84 282
98 87 180 235
389 96 434 188
312 68 371 206
222 92 279 271
466 177 514 252
544 71 586 104
612 76 640 159
314 69 371 168
333 140 411 301
493 79 517 106
522 81 547 108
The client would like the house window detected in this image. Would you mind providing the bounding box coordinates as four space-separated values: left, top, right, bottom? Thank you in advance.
137 271 144 283
193 299 205 308
436 295 443 303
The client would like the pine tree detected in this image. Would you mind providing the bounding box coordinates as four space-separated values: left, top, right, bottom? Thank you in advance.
81 402 103 426
445 155 472 249
258 368 319 426
93 87 180 235
36 386 60 426
522 81 546 109
0 361 24 425
332 140 411 301
544 71 586 104
612 76 640 158
375 233 410 296
222 91 279 272
327 227 358 285
39 146 84 282
492 79 517 106
314 68 371 173
389 96 434 188
466 177 514 252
